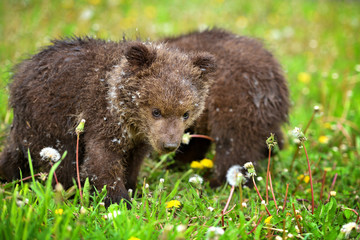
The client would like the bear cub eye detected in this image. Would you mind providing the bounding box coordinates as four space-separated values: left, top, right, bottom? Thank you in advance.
183 111 190 120
152 108 162 118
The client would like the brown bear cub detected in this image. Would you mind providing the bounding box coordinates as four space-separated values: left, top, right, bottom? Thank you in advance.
0 37 216 206
163 29 289 186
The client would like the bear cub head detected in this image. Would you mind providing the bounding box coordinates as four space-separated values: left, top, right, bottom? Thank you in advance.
107 42 216 154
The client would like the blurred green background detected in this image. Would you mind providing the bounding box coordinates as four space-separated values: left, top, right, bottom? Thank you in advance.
0 0 359 149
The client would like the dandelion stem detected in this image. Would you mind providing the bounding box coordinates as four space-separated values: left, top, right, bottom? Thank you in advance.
76 133 83 201
302 142 315 214
221 185 235 227
292 203 302 234
17 173 42 183
266 147 271 204
50 162 59 185
320 170 327 202
247 215 264 235
282 183 289 212
290 109 316 172
252 176 271 216
268 172 278 210
239 185 243 210
327 173 338 202
189 134 214 142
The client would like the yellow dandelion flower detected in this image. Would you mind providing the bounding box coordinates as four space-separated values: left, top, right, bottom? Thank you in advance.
264 216 273 224
165 200 181 209
190 161 204 169
298 72 311 84
200 158 214 168
303 175 310 184
286 212 292 216
297 174 304 181
55 208 64 215
128 237 141 240
318 135 329 144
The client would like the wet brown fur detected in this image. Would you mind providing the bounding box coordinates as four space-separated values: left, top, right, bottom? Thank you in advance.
0 37 216 206
163 29 290 186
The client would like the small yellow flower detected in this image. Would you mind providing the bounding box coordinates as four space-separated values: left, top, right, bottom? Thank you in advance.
297 174 304 181
303 175 310 184
264 216 273 224
318 135 329 144
298 72 311 84
286 212 292 216
128 237 141 240
190 161 204 169
323 123 332 129
200 158 214 168
55 208 64 215
165 200 181 209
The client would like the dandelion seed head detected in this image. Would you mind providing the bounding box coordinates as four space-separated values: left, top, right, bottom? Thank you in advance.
226 165 244 186
341 222 359 238
206 226 225 239
189 174 203 186
40 147 61 162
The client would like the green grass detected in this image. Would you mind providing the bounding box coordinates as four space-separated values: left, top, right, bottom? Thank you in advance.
0 0 360 239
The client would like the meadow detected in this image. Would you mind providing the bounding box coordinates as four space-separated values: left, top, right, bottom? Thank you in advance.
0 0 359 239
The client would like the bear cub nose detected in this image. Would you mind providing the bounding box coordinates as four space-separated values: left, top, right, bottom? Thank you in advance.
163 142 179 152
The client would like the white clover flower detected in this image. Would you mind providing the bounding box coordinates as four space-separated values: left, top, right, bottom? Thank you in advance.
275 236 283 240
226 165 245 186
261 200 266 205
189 174 203 186
244 162 257 177
206 226 225 239
160 178 165 183
105 210 121 220
330 191 336 197
287 233 294 238
145 183 149 189
341 222 359 238
241 202 247 208
207 206 215 212
257 176 263 181
40 147 61 162
313 105 320 112
182 132 191 145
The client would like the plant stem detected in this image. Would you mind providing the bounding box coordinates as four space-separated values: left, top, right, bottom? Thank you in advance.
17 173 42 183
320 170 327 202
252 176 271 216
239 185 243 210
266 147 271 204
282 183 289 212
302 142 314 214
50 162 59 185
189 134 214 142
292 203 302 234
247 215 264 235
327 173 338 202
76 133 83 201
268 172 278 210
221 185 235 227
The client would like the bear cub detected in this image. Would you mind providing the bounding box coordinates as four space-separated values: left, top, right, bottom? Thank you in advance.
164 29 290 186
0 37 216 206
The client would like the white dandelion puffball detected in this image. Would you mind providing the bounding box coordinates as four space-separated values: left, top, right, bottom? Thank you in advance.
189 174 204 185
341 222 359 238
206 226 225 239
40 147 61 162
226 165 244 186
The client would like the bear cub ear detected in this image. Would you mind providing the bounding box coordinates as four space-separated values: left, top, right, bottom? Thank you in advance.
192 52 217 75
125 43 157 69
